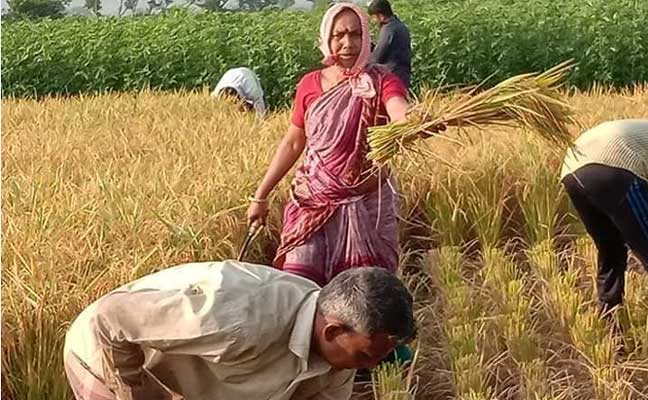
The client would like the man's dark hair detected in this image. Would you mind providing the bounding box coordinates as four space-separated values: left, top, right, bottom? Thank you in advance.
219 87 253 111
318 267 416 344
367 0 393 17
220 87 242 101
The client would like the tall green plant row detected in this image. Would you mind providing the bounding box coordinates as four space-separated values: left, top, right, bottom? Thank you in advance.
3 0 648 105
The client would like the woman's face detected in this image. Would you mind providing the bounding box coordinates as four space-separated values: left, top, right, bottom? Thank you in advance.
329 9 363 69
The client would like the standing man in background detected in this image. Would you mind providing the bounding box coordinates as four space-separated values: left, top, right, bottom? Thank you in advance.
367 0 412 89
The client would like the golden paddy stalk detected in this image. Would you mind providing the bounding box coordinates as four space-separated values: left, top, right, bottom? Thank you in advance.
367 60 578 165
3 86 648 399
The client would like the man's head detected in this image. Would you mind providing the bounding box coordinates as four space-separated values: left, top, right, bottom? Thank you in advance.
313 267 416 370
367 0 393 24
218 87 254 112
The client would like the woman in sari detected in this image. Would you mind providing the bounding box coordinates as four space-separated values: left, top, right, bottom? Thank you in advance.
247 3 415 286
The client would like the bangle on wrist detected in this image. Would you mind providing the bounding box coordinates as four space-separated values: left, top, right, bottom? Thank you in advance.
248 195 269 204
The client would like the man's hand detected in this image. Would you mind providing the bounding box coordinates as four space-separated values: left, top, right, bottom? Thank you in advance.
129 371 183 400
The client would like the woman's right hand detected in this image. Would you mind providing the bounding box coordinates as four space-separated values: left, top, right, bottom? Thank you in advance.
247 201 269 228
247 124 305 230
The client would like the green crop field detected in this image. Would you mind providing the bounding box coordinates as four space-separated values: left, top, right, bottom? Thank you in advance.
2 0 648 105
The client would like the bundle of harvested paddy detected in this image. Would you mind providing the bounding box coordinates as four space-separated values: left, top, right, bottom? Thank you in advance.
367 60 577 165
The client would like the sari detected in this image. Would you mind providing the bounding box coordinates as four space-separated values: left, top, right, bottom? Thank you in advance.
274 66 399 286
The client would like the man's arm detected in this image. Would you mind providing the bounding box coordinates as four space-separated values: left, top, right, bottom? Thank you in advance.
370 27 394 65
254 97 267 117
94 289 236 398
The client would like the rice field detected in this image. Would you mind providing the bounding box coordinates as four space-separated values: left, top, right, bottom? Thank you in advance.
2 86 647 400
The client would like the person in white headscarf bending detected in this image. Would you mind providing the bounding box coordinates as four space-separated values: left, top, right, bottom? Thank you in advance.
211 67 267 117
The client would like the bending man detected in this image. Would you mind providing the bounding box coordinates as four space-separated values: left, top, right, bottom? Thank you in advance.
63 261 416 400
561 119 648 314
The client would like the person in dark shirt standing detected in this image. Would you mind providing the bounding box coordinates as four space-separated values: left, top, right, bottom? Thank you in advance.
367 0 412 89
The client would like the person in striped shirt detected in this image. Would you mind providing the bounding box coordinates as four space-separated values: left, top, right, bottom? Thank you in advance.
561 119 648 314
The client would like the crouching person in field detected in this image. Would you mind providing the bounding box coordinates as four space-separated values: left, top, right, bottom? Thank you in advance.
561 119 648 315
63 261 416 400
211 67 267 117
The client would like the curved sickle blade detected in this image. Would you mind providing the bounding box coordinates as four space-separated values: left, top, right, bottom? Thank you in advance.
237 224 262 261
